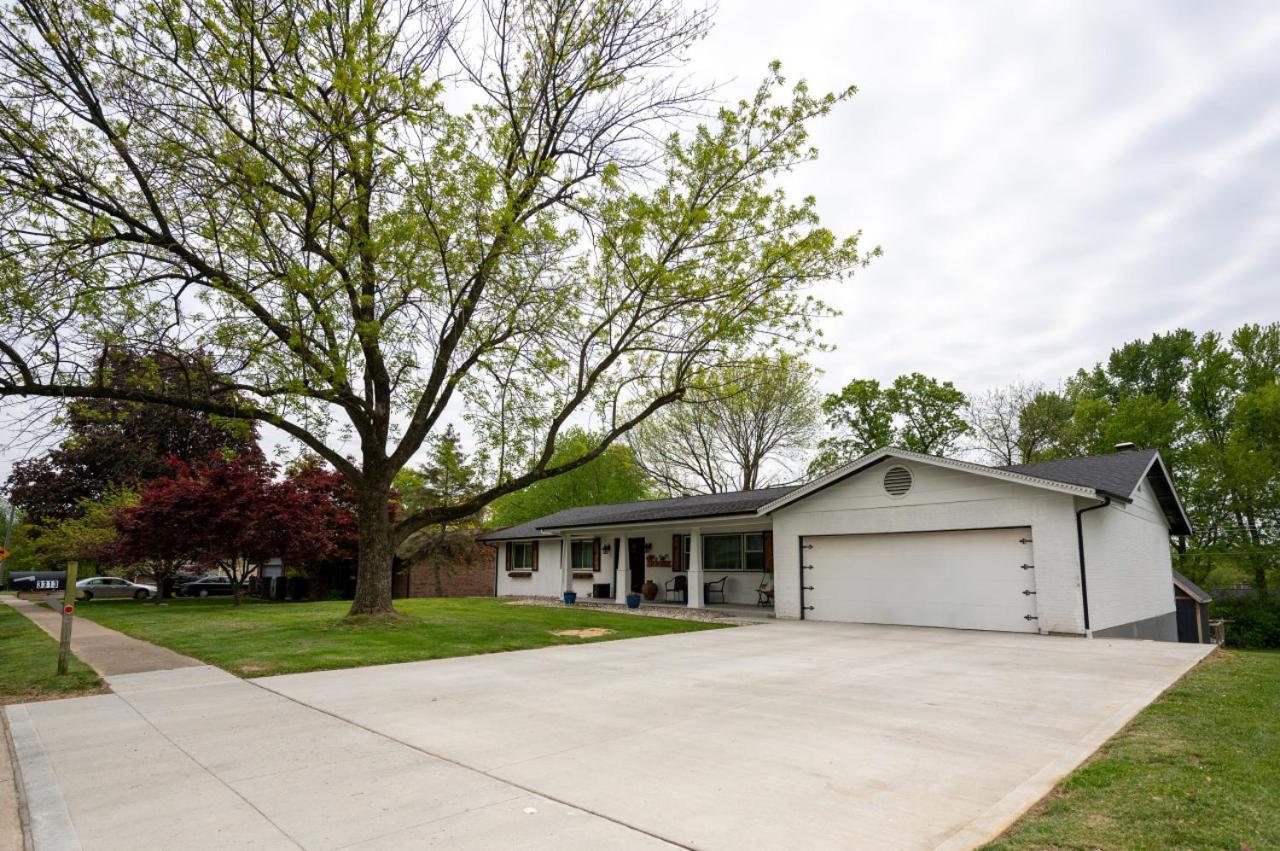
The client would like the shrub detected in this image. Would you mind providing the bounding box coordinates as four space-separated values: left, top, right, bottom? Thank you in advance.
1209 595 1280 649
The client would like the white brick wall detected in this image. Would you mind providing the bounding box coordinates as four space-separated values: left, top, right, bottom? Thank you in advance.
770 461 1088 634
1079 484 1176 632
495 539 564 597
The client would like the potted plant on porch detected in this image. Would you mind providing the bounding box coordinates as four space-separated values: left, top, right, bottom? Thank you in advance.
625 591 642 609
563 590 577 605
641 579 659 601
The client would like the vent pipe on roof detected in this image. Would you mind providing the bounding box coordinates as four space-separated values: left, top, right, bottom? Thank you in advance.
1113 442 1137 452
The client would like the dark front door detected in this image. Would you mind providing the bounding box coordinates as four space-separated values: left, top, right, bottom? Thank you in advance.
628 537 646 593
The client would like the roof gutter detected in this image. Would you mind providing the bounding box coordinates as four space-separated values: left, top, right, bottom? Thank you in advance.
1075 495 1111 633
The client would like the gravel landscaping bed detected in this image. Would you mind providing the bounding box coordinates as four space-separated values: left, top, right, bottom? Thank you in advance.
504 596 769 623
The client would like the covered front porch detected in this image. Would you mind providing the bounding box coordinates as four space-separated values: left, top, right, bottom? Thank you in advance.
549 519 777 612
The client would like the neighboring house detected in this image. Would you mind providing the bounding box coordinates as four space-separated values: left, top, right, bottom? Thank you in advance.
479 446 1196 642
394 529 496 599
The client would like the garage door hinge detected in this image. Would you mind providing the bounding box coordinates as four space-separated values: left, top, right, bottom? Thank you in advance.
1024 614 1039 620
803 585 814 591
802 564 815 570
1020 563 1035 570
801 543 814 550
1019 537 1033 544
803 605 814 611
1022 589 1037 596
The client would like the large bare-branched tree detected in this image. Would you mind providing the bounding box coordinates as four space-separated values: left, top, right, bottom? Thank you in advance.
629 353 820 494
0 0 871 614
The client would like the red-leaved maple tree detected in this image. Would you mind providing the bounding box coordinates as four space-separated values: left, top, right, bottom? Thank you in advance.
114 453 337 605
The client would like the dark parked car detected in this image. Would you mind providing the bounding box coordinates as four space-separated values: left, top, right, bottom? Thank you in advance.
177 575 238 597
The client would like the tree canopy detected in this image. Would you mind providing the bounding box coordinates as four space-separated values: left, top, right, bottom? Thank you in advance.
115 453 336 605
628 354 821 494
489 428 651 528
811 372 969 473
3 350 258 525
0 0 870 614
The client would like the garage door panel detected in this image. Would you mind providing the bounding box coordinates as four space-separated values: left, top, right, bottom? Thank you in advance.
804 528 1037 633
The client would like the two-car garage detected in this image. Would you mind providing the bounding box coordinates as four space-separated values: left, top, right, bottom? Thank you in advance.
800 527 1041 633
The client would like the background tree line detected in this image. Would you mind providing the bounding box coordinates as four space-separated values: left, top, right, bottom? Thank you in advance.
5 324 1278 599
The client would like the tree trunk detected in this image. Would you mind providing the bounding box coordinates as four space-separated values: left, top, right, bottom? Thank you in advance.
348 485 397 616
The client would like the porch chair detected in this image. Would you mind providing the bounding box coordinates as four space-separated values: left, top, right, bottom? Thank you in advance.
704 576 727 605
756 577 774 608
665 574 687 603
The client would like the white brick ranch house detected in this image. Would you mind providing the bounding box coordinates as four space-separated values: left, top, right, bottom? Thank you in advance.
481 446 1197 641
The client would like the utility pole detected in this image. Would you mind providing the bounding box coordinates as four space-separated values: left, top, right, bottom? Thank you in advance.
57 560 79 675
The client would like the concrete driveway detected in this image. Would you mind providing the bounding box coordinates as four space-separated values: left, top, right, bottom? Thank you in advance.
8 621 1211 850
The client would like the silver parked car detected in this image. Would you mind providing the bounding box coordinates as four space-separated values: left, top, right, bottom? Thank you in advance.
76 577 157 601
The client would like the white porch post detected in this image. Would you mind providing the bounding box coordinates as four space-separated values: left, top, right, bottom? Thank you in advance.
560 534 573 594
615 537 630 603
687 527 704 609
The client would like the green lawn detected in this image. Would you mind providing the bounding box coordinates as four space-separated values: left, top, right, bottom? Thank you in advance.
76 596 725 677
0 603 102 704
986 649 1280 850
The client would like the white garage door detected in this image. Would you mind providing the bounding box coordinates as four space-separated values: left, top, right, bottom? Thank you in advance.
802 528 1039 633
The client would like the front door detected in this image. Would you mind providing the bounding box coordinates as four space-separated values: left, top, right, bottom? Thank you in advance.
628 537 646 593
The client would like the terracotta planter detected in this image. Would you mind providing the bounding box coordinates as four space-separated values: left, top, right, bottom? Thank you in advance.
641 579 659 601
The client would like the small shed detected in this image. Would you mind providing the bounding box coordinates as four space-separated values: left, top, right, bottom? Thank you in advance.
1172 570 1213 644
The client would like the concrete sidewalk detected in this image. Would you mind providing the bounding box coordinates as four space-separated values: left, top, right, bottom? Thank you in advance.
1 597 201 677
6 666 668 850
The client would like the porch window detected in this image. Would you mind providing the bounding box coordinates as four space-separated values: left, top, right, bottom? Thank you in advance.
509 542 534 571
571 540 594 572
745 533 766 572
703 533 767 572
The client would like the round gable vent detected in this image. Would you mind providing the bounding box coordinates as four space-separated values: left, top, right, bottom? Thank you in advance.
883 465 913 497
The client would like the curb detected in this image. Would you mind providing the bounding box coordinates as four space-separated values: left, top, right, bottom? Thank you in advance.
3 710 33 851
3 707 80 851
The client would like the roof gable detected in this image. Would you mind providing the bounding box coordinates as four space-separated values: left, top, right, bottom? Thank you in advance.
1000 449 1158 497
1001 449 1192 535
757 447 1099 515
1172 569 1212 603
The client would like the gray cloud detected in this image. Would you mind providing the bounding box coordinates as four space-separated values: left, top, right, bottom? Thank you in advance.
693 0 1280 395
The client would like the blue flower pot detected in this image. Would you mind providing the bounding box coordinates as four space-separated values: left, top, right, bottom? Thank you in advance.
625 594 641 609
563 591 577 605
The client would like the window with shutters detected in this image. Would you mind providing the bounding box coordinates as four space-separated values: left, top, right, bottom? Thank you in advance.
571 540 594 573
509 542 534 571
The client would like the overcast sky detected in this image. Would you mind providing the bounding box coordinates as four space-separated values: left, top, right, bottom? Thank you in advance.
3 1 1279 483
693 0 1280 394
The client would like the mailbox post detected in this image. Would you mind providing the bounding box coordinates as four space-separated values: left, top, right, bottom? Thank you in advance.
57 560 78 675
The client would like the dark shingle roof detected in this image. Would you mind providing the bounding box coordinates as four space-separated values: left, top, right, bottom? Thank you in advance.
478 486 796 542
1000 449 1160 496
480 448 1194 542
1001 448 1192 535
